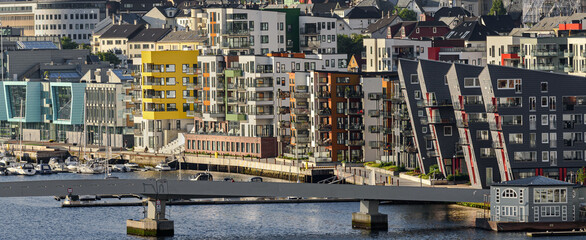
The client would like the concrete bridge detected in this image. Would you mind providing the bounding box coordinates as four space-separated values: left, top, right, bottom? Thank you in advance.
0 179 489 236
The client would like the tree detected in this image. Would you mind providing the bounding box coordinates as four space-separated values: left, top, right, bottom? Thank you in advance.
60 37 78 49
337 34 367 62
96 51 121 65
489 0 506 16
395 7 417 21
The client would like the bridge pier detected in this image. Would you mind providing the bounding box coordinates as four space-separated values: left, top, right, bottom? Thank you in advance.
352 200 388 230
127 198 174 237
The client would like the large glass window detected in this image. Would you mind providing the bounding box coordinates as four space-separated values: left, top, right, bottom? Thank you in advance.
534 188 567 204
53 86 72 120
7 85 27 118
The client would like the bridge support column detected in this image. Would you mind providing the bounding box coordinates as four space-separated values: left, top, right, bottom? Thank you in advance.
352 200 387 230
127 198 174 237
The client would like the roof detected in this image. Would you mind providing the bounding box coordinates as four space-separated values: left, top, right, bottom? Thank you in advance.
154 6 180 18
128 28 171 42
492 176 575 187
480 15 515 34
345 6 381 19
530 13 586 31
48 72 81 79
364 15 400 33
17 41 59 50
445 21 498 41
157 30 207 43
100 24 144 39
434 7 471 18
112 69 134 81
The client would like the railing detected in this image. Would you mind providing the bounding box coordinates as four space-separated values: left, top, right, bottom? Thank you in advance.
345 108 364 115
318 124 332 131
425 99 452 107
293 108 309 115
426 150 440 157
429 117 454 124
381 111 393 118
318 108 332 115
486 105 497 113
368 93 383 100
221 42 250 48
292 122 310 129
382 127 393 134
369 141 382 149
489 122 502 130
317 139 332 146
345 140 365 146
292 92 310 99
369 126 381 133
368 110 380 117
249 96 274 101
457 138 469 145
221 29 250 35
345 124 364 131
299 27 320 35
344 91 364 98
492 141 504 148
456 120 469 128
318 91 331 98
185 96 196 102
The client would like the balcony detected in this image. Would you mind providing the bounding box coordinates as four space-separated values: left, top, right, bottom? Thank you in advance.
564 51 574 57
382 127 392 134
293 122 310 129
221 29 250 36
381 111 393 118
318 108 332 116
278 121 291 128
294 136 310 143
492 141 504 148
457 138 469 145
187 111 203 118
564 65 574 72
428 117 454 124
318 91 331 98
293 108 309 115
221 42 250 49
237 84 246 91
346 140 365 146
489 122 502 131
345 108 364 115
318 139 332 146
368 93 383 100
426 150 440 158
532 50 559 57
486 105 497 113
279 107 290 114
299 27 320 35
183 68 196 75
300 40 320 49
369 141 383 149
143 79 164 86
345 123 364 131
456 120 469 128
226 113 247 121
292 92 310 99
344 91 364 98
227 97 238 104
185 82 200 90
425 99 452 107
185 96 196 103
368 110 380 117
318 124 332 131
369 126 381 133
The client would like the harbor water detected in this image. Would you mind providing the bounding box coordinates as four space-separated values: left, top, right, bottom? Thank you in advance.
0 171 578 239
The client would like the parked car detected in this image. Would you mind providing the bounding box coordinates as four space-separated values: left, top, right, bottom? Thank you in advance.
250 177 263 182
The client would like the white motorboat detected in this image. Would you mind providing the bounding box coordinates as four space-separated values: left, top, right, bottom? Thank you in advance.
16 163 36 176
65 156 80 172
155 162 172 171
124 162 139 171
77 161 105 174
35 163 52 174
48 157 67 172
189 172 213 181
1 157 18 174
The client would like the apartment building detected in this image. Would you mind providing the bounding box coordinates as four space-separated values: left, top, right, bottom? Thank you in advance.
363 38 431 72
397 58 586 188
33 0 107 43
93 24 144 65
183 53 347 158
487 35 521 67
204 8 287 55
135 50 198 152
127 28 171 58
299 15 338 54
520 37 568 73
0 1 36 36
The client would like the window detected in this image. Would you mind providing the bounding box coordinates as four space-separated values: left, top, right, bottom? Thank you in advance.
260 35 269 44
414 90 421 99
444 126 452 136
502 189 517 198
166 77 176 85
508 133 523 144
410 74 418 84
541 82 548 92
166 91 175 98
541 115 548 125
529 97 536 111
501 206 517 217
165 64 175 72
477 130 489 140
534 188 567 204
541 96 548 107
260 22 268 31
549 96 556 111
166 103 177 111
464 77 480 88
496 79 521 91
542 151 549 162
542 133 549 143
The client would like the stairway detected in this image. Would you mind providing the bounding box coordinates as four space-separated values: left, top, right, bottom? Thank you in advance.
159 133 185 155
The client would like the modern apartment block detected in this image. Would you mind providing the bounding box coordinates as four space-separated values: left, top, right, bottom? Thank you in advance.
183 53 348 158
398 58 586 188
363 38 431 72
135 50 198 152
298 15 338 55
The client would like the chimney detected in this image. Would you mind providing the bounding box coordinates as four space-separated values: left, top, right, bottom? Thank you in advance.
146 24 150 29
186 26 190 32
162 24 166 29
112 15 115 25
118 16 122 25
134 19 137 25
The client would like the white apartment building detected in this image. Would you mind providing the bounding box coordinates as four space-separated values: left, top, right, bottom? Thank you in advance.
486 35 521 66
33 0 106 44
204 8 287 55
363 38 432 72
299 16 338 54
566 37 586 76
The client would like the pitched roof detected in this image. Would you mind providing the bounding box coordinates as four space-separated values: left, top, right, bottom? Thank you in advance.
445 21 498 41
128 28 171 42
364 15 400 33
493 176 574 187
345 6 382 19
434 7 471 18
100 24 144 39
480 15 515 34
158 30 207 43
530 13 586 31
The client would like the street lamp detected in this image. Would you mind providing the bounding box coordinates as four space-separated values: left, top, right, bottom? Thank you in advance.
452 154 457 185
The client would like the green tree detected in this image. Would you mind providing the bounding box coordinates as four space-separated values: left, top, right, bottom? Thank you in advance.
489 0 506 15
337 34 367 62
395 7 417 21
79 43 91 50
60 37 78 49
96 51 121 65
577 168 586 184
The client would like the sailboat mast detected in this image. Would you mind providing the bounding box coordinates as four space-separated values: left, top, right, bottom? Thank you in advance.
82 88 87 161
19 98 23 162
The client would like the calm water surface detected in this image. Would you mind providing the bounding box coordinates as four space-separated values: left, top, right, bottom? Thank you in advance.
0 171 578 239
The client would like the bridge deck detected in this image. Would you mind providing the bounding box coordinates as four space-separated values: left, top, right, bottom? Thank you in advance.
0 179 489 202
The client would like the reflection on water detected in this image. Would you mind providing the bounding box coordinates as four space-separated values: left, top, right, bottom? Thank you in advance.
0 172 579 239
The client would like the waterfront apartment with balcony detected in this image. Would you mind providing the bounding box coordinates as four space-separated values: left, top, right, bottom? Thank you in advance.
136 50 198 152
